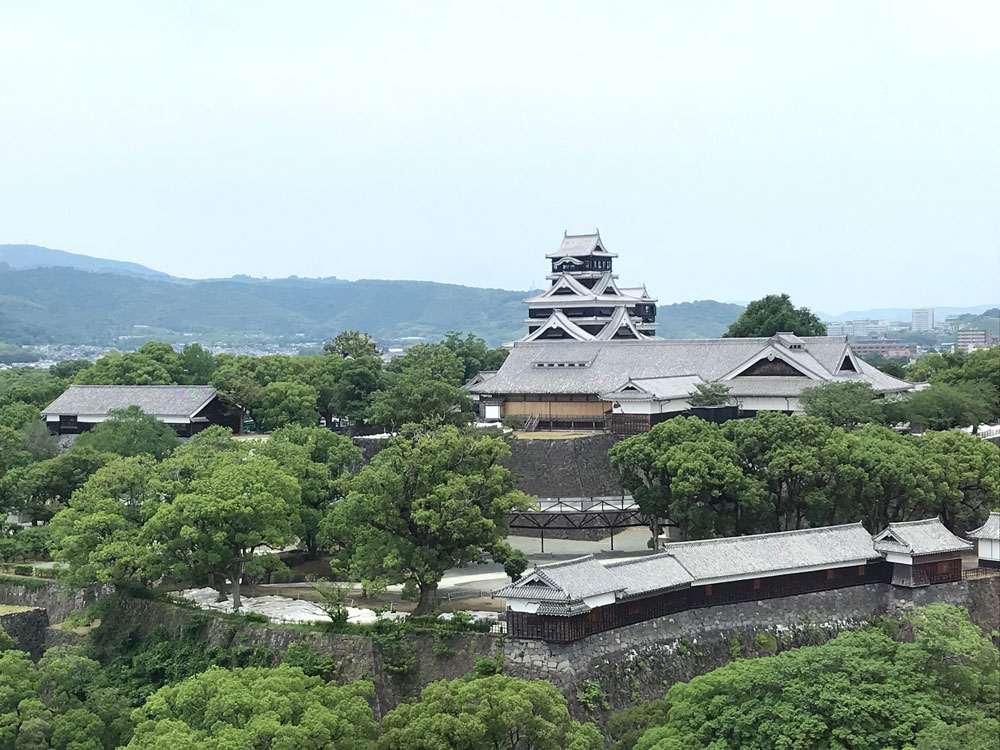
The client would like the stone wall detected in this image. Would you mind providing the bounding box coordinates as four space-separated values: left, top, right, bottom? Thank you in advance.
505 433 622 498
352 436 388 464
0 608 49 658
108 596 497 719
504 577 1000 719
0 579 103 623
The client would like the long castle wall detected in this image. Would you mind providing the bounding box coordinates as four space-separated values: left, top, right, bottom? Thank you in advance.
1 576 995 721
504 577 1000 716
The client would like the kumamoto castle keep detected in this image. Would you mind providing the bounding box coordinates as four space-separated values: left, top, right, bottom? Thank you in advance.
478 232 997 644
468 230 912 433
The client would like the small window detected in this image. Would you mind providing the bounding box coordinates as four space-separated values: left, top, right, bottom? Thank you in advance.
826 569 835 581
704 584 712 597
753 578 761 590
857 565 865 577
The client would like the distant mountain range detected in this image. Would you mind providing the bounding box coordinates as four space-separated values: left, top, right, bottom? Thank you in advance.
0 245 744 346
2 244 993 349
0 244 172 280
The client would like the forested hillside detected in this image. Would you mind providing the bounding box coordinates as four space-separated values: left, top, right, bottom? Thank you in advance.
0 264 744 347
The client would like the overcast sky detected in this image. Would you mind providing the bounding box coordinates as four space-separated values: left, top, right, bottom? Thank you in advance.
1 1 997 313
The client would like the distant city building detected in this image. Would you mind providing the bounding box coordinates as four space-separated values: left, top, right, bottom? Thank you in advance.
911 308 935 331
851 339 916 358
521 231 657 342
956 329 998 352
824 319 890 337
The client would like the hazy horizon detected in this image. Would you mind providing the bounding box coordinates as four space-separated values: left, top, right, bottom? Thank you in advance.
2 2 998 312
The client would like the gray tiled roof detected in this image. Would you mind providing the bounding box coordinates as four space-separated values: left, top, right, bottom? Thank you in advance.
494 554 625 601
42 385 218 419
605 375 704 400
662 523 880 582
546 233 617 259
873 518 973 555
968 512 1000 541
605 553 694 596
470 337 912 396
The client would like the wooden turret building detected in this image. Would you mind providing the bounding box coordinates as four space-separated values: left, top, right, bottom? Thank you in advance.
523 231 658 342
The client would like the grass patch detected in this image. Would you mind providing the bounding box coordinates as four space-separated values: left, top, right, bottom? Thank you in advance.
0 605 35 615
512 431 595 440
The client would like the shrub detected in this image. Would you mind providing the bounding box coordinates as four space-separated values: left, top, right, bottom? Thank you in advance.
576 680 610 712
754 631 778 654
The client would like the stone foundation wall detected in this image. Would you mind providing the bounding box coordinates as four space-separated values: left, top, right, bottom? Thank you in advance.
0 580 103 623
108 597 497 719
0 608 49 658
504 577 1000 718
505 433 622 498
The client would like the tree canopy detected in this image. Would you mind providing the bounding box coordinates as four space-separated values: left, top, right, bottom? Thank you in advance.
125 666 376 750
723 294 826 338
378 675 602 750
74 406 180 460
143 452 301 608
631 605 999 750
321 425 531 614
609 416 766 540
611 412 999 539
800 381 887 429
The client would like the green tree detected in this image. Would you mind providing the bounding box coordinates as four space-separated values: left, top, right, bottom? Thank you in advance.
441 331 508 383
143 453 300 608
912 718 1000 750
901 382 994 432
256 381 319 432
723 294 826 338
907 346 1000 421
724 412 833 531
0 644 131 750
0 448 111 525
125 666 376 750
48 456 164 587
20 419 58 462
178 343 217 385
378 675 602 750
332 356 383 425
306 354 344 426
262 425 359 558
48 360 93 381
321 425 531 614
388 344 465 386
685 383 733 407
822 425 938 537
0 425 32 477
609 416 766 541
74 406 180 460
0 368 66 410
860 352 908 379
633 605 998 750
367 370 474 430
0 402 41 431
324 330 378 359
212 354 265 426
74 349 177 386
911 429 1000 532
800 381 886 429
